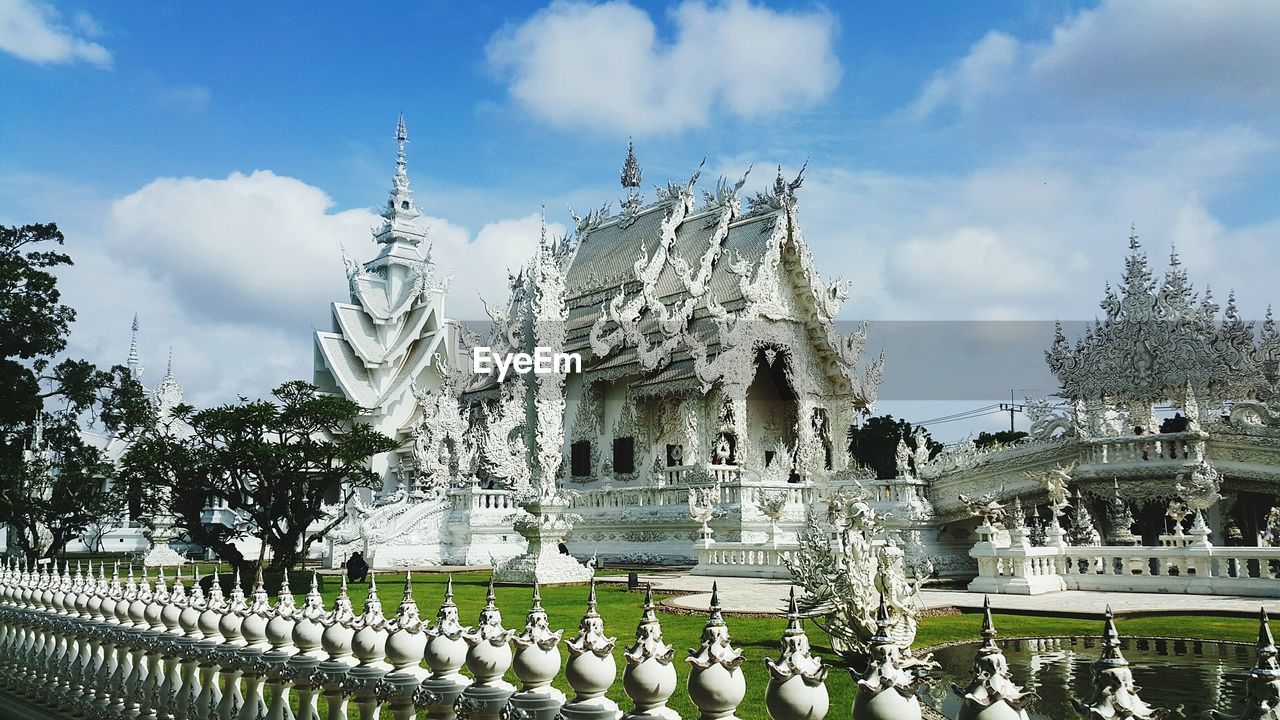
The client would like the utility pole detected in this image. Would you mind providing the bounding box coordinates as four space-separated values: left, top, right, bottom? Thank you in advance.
999 390 1025 433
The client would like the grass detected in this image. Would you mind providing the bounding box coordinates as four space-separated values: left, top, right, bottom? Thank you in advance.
284 571 1261 719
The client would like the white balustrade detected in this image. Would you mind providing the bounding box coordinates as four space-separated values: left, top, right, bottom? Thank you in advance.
1080 431 1206 466
693 541 799 579
0 558 836 719
970 530 1280 596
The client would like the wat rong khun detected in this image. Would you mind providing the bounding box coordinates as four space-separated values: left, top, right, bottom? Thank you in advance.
12 118 1280 719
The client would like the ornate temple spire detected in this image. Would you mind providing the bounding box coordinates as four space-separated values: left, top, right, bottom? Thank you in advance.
152 347 184 416
375 113 424 245
127 313 143 381
1121 223 1154 297
621 139 643 213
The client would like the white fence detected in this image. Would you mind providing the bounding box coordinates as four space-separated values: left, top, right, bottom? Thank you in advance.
0 560 838 720
692 542 798 579
969 524 1280 597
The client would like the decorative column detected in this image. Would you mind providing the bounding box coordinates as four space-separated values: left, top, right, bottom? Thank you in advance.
262 571 299 720
381 574 429 720
317 576 358 720
508 584 566 720
94 565 121 712
194 575 228 720
560 580 620 720
852 594 936 720
215 572 248 719
459 579 515 720
951 597 1036 720
1211 608 1280 720
160 568 192 718
348 574 391 719
421 577 469 720
492 494 594 585
622 586 678 720
139 567 171 720
236 569 274 719
1070 607 1162 719
492 227 593 586
764 588 828 720
112 566 142 717
686 583 744 720
285 574 329 720
177 571 208 720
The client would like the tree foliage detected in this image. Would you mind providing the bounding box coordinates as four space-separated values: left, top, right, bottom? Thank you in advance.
846 414 942 479
120 380 398 573
0 223 152 561
974 430 1029 449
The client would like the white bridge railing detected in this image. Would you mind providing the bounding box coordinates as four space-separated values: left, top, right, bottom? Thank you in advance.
969 523 1280 597
0 560 836 720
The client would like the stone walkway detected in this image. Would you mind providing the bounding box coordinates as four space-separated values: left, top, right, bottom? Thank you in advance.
597 573 1280 618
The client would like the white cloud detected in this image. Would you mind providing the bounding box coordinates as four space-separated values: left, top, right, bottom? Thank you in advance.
906 0 1280 119
73 170 557 407
486 0 840 134
0 0 110 67
906 31 1018 121
785 126 1280 322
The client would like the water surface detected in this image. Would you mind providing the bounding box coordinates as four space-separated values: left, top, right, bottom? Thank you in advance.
921 637 1254 719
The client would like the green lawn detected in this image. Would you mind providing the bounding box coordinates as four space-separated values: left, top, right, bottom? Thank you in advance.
282 571 1261 719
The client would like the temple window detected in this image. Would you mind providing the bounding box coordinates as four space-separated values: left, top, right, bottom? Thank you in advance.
571 440 592 477
613 436 635 474
666 443 684 467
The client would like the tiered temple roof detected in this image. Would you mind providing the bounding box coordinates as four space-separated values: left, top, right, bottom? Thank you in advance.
1046 228 1280 406
314 116 451 414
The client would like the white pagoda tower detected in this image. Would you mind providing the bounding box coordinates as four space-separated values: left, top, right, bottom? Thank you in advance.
313 115 460 494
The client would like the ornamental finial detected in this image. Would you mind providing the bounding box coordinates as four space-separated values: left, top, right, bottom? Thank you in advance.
127 313 143 380
1072 608 1162 718
621 139 642 190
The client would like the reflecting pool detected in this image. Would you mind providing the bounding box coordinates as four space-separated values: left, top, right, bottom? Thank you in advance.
921 636 1254 719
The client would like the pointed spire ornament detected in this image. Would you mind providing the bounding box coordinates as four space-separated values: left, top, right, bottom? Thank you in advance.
765 588 830 720
687 582 746 720
460 577 516 708
951 597 1036 720
562 579 620 718
376 113 424 243
622 584 678 719
421 574 470 712
853 593 937 720
510 583 567 714
1212 608 1280 720
621 139 643 213
127 313 143 380
1072 608 1164 719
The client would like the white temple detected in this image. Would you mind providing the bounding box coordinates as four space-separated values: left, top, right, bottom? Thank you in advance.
320 122 885 569
315 121 1280 599
313 115 461 493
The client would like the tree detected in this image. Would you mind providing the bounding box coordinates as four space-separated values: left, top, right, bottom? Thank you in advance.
846 414 942 479
0 224 151 561
974 430 1029 449
120 380 398 573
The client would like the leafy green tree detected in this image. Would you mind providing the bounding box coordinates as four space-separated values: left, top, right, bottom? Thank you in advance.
121 380 398 573
846 414 942 479
0 223 151 561
974 430 1029 449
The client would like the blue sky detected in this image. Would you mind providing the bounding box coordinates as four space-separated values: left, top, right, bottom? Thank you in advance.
2 0 1279 439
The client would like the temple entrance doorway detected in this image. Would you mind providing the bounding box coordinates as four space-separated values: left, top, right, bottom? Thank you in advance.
746 347 799 475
